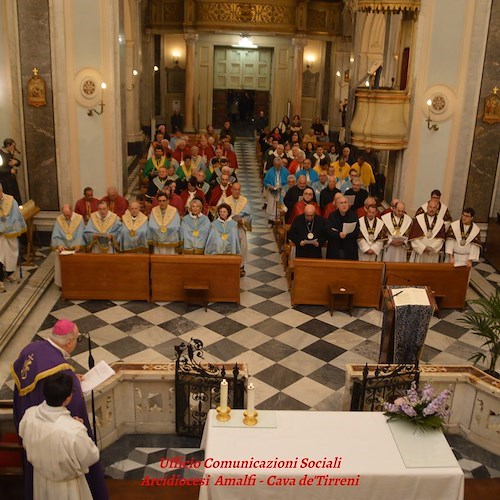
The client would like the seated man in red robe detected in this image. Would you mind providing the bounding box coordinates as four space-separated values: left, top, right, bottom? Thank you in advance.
208 173 232 218
288 187 321 224
101 186 128 218
151 183 185 216
323 192 344 220
74 186 100 224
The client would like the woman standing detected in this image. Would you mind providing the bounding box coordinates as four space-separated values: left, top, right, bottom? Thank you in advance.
205 203 240 255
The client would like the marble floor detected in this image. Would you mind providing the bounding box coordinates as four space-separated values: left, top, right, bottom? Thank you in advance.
0 139 499 478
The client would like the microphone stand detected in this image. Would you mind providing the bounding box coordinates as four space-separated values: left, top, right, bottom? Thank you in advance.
82 331 97 445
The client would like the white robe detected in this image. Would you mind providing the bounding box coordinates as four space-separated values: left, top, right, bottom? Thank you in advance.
382 212 413 262
445 220 481 265
410 214 444 263
19 402 100 500
357 217 385 261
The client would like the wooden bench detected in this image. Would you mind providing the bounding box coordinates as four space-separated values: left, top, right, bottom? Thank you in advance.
292 259 384 308
385 263 470 309
60 254 150 301
151 255 241 303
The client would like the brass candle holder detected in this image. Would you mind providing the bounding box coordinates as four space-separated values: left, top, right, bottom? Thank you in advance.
243 410 258 426
216 406 231 422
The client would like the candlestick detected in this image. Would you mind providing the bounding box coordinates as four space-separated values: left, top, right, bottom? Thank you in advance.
220 379 228 410
247 382 255 414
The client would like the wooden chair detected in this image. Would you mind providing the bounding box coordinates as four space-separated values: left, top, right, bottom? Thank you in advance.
350 362 420 412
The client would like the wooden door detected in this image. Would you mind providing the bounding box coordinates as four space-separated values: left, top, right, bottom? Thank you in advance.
212 89 228 127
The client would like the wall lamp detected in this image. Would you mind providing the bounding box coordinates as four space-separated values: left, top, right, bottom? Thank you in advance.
88 82 106 116
426 99 439 131
173 51 181 65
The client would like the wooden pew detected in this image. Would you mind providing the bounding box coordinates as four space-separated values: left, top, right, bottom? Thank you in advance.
384 262 469 309
292 259 384 308
60 254 150 301
150 255 241 303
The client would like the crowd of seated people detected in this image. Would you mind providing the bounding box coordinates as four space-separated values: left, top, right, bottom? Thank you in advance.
256 113 481 267
52 123 252 281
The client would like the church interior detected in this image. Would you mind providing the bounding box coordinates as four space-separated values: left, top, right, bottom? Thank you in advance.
0 0 499 498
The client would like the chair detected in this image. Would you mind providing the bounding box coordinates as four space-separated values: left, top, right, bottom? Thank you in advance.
174 339 245 437
350 362 420 412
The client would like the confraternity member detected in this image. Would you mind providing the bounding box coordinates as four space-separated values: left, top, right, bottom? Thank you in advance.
415 189 452 229
325 196 359 260
226 182 252 276
382 201 412 262
445 207 482 267
180 198 211 254
74 187 100 224
101 186 128 218
11 319 109 500
84 201 121 253
288 204 325 259
263 156 289 225
409 199 446 263
357 205 387 261
0 182 27 292
205 203 240 255
119 200 149 252
50 204 85 287
148 192 181 254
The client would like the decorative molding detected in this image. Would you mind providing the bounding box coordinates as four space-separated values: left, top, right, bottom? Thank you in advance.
357 0 420 13
306 2 342 36
74 67 105 108
423 85 456 122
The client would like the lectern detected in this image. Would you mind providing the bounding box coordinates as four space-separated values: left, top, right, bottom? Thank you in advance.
379 286 436 363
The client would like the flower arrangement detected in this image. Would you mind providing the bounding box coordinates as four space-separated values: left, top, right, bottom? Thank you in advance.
383 383 452 432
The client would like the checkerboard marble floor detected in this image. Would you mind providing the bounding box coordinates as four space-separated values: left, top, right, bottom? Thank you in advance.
0 140 498 415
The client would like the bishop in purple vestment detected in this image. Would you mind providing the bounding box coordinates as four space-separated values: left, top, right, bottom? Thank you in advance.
11 319 109 500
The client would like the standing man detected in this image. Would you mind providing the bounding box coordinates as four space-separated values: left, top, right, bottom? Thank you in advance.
357 205 387 261
325 196 359 260
0 183 27 292
0 138 22 203
119 200 149 253
288 204 325 259
263 157 289 225
84 201 122 253
344 178 368 211
51 204 85 288
19 372 101 500
101 186 129 218
11 319 108 500
382 201 412 262
415 189 452 229
148 192 181 254
445 208 482 267
409 199 446 263
74 187 100 224
226 182 252 276
180 199 211 254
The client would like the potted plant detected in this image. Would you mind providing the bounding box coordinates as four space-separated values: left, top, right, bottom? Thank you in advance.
459 290 500 379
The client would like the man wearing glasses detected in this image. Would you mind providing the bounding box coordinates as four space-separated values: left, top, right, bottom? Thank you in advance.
11 319 108 500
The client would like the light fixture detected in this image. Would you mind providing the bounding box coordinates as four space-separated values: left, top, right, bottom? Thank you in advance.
426 98 439 131
88 82 106 116
350 56 354 63
173 51 181 65
232 35 258 49
336 70 341 77
153 65 159 72
365 80 370 87
305 55 315 70
132 69 138 76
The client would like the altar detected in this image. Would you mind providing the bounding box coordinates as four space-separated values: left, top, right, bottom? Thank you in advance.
198 410 463 500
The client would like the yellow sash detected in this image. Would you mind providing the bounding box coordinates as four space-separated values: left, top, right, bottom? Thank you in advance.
56 213 83 238
122 210 148 232
0 193 14 218
152 205 177 228
90 211 118 233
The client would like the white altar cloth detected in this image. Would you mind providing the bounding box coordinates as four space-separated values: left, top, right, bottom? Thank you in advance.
198 410 463 500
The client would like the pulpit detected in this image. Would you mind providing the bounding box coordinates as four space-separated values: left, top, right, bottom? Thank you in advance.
379 286 436 363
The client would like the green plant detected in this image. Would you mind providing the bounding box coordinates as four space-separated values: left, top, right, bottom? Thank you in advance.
459 290 500 378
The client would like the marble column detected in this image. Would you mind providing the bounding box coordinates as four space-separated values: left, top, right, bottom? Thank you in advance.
17 0 59 210
184 32 198 133
464 0 500 222
292 37 307 118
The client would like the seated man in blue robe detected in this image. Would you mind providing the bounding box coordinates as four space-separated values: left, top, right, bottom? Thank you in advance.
119 200 149 252
84 200 122 253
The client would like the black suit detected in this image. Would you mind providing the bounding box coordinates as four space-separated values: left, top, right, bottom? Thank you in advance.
326 209 359 260
283 185 306 222
319 186 341 210
344 188 368 211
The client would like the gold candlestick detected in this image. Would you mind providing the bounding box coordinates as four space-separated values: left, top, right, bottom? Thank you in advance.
243 410 258 426
216 406 231 422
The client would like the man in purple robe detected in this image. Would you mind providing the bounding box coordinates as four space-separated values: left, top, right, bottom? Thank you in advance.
11 319 108 500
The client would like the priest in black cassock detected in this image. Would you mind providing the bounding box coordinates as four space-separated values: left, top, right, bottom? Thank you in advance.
288 204 325 259
326 196 359 260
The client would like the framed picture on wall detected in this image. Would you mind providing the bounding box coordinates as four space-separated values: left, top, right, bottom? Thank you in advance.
167 66 186 93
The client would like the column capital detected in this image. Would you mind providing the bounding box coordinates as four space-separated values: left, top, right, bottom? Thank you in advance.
291 37 308 50
184 32 199 45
